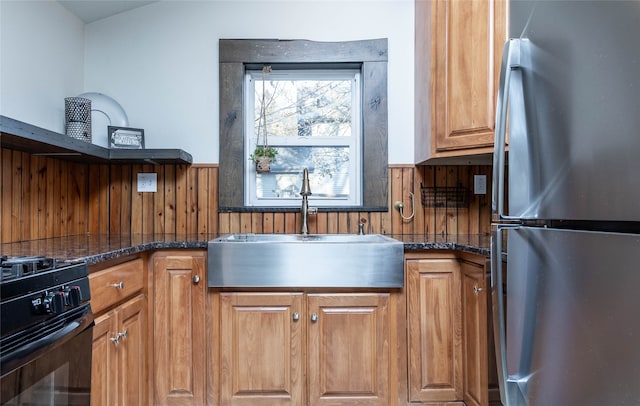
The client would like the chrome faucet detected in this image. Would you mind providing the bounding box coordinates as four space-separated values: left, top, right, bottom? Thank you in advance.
300 168 315 235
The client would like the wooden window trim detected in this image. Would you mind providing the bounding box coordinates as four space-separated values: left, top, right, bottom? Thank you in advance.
218 38 388 211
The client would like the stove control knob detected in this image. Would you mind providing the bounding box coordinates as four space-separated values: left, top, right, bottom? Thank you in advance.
64 286 83 307
43 291 65 314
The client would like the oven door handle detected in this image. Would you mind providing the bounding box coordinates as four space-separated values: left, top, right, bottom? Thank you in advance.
0 305 94 376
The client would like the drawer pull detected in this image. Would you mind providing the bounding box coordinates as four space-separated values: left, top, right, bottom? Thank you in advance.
193 275 200 284
112 281 124 289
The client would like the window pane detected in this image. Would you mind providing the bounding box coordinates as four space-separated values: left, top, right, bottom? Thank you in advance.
255 78 353 139
256 146 350 200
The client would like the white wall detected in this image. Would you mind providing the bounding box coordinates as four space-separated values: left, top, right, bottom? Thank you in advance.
0 1 85 132
1 0 414 164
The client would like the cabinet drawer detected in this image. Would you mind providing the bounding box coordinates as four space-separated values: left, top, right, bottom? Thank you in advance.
90 259 144 314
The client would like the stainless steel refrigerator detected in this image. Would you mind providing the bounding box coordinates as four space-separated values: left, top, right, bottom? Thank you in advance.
491 1 640 405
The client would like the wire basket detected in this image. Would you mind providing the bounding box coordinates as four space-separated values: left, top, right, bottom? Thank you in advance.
420 185 470 208
65 97 92 143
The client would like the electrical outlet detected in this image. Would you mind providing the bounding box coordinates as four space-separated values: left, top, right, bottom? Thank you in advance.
137 173 157 193
474 175 487 195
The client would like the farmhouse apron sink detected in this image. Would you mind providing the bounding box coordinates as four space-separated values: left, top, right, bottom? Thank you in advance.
208 233 404 288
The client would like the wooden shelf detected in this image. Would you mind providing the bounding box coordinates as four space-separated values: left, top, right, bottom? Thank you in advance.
1 115 192 165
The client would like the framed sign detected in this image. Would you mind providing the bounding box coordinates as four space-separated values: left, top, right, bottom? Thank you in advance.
108 126 145 149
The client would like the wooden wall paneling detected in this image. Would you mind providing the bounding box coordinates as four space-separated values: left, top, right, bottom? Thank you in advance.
130 165 143 235
195 167 208 235
152 165 165 235
262 212 274 234
337 212 348 234
390 167 403 234
479 165 491 235
456 166 470 235
31 156 46 240
11 151 22 240
163 165 176 234
468 166 481 235
284 212 297 234
348 211 360 234
88 165 101 235
47 158 57 238
422 166 435 235
139 164 153 236
175 164 188 234
119 165 131 235
99 165 110 235
434 166 448 235
239 212 251 233
57 158 68 237
109 165 122 235
0 149 9 242
446 166 459 235
315 211 327 234
218 212 230 235
79 162 90 235
326 212 338 234
229 212 240 234
187 165 198 234
21 153 32 240
273 212 285 233
209 166 218 235
402 167 414 235
411 166 425 237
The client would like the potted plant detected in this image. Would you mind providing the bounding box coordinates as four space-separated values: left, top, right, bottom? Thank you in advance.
250 65 277 173
249 145 278 173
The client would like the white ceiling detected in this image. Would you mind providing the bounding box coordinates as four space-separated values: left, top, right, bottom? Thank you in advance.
57 0 158 23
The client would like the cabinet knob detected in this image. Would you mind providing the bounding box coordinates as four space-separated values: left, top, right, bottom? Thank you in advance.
311 313 318 322
112 281 124 289
292 312 300 321
193 275 200 284
473 285 483 294
110 335 121 345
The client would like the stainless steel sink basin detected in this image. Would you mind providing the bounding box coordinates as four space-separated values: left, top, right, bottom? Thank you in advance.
207 233 404 288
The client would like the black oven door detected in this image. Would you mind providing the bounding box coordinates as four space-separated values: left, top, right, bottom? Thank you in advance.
1 305 93 406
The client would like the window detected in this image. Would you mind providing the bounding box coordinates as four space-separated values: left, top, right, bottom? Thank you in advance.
219 39 388 211
245 68 361 207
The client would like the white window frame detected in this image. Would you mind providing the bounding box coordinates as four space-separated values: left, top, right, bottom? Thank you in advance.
243 68 362 207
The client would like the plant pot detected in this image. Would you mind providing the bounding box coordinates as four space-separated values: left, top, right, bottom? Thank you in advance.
255 157 273 173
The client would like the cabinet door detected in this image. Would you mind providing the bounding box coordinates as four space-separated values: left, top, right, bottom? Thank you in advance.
153 253 206 406
462 261 488 406
91 311 118 406
433 0 508 152
220 292 304 406
118 295 147 406
307 293 390 406
407 258 463 402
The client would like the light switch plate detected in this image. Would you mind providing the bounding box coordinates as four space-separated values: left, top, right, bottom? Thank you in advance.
474 175 487 195
137 173 157 193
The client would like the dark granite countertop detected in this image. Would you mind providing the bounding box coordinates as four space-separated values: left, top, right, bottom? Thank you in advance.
0 233 491 265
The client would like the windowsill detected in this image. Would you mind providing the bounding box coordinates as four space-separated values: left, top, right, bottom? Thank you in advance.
218 206 388 213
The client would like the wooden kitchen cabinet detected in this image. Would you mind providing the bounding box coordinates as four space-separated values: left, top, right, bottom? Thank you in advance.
219 292 392 406
152 251 206 406
90 258 148 406
219 292 304 405
406 256 463 403
461 260 489 406
415 0 508 162
307 293 390 406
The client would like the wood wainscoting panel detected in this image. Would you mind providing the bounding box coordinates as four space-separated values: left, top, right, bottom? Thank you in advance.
0 148 491 243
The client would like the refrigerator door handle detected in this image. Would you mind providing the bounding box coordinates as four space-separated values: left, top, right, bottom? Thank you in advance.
491 224 518 406
492 39 521 222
